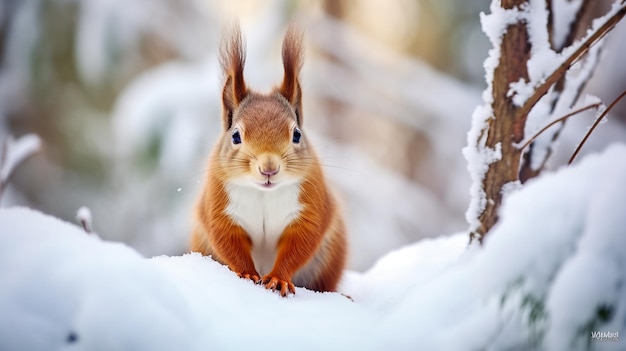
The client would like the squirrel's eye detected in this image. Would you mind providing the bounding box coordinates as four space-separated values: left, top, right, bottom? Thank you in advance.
232 129 241 145
292 128 302 144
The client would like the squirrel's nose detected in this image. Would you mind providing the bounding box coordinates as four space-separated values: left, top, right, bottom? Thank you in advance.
258 154 280 177
259 165 279 177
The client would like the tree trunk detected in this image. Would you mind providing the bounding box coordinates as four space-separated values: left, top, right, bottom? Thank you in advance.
471 0 531 242
468 0 626 243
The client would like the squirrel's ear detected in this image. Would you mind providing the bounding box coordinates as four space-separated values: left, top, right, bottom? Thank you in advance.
220 23 247 130
278 26 304 126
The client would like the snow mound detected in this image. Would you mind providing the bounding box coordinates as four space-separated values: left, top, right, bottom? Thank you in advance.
1 144 626 350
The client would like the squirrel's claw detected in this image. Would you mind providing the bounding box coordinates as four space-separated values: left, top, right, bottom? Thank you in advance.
237 272 261 284
262 275 296 297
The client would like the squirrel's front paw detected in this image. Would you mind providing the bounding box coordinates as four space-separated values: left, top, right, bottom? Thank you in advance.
237 271 261 284
262 275 296 297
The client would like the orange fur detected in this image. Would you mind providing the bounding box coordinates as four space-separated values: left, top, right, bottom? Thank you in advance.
190 24 347 297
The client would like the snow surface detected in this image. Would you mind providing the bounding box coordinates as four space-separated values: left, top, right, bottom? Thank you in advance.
2 144 626 350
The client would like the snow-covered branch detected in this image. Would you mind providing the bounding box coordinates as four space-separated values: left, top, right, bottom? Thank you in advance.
76 206 94 234
0 134 41 199
518 1 626 118
519 0 626 181
465 0 626 242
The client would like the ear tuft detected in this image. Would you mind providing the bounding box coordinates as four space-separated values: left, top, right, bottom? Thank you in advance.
220 22 247 130
279 25 304 126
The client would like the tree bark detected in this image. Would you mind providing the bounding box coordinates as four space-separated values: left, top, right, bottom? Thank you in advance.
472 0 531 242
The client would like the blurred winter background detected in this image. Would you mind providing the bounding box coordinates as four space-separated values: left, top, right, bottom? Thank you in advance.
1 0 625 271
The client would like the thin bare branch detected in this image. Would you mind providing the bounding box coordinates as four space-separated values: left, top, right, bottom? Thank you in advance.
568 90 626 164
519 103 602 151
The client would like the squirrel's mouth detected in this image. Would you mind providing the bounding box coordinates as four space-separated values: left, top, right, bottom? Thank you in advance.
257 179 275 190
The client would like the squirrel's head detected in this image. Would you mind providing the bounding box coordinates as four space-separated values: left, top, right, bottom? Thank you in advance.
215 24 311 191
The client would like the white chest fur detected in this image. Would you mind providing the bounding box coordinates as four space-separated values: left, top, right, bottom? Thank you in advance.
224 182 303 275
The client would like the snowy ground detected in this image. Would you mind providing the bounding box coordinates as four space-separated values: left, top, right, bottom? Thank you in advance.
1 144 626 351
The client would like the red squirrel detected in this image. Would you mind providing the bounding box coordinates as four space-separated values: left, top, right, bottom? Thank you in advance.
190 24 347 297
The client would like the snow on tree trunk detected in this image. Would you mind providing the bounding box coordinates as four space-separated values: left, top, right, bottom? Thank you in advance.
464 0 626 243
